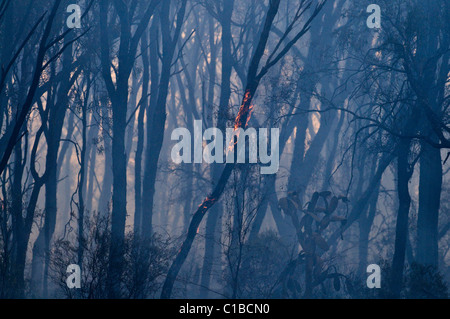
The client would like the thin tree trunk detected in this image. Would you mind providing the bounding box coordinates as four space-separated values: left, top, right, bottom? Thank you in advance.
134 28 149 237
78 77 91 268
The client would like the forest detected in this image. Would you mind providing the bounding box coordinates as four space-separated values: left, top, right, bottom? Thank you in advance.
0 0 449 299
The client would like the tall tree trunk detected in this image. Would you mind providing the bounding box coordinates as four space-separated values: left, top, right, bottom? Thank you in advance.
142 0 187 239
358 183 379 276
200 0 234 297
11 138 25 297
97 106 113 214
107 71 129 299
134 29 149 237
85 115 99 213
78 77 91 269
417 142 442 266
415 0 443 268
391 138 412 297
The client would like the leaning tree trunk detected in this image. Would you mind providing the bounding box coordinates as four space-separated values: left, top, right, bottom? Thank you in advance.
161 0 286 298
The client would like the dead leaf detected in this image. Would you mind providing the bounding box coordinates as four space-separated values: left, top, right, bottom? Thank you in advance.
312 232 329 251
327 196 338 214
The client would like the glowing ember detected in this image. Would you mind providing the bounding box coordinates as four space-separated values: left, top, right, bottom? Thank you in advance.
198 196 216 212
226 90 254 154
234 90 252 130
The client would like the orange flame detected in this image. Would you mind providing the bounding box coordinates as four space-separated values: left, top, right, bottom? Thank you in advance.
234 91 252 130
245 104 254 128
226 91 254 155
198 196 216 212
